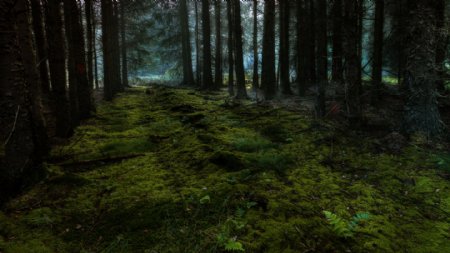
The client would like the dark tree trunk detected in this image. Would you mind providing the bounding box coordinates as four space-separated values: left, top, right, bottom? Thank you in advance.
85 0 94 89
403 0 444 137
112 1 122 93
214 0 223 89
227 0 235 96
64 0 93 123
0 0 47 203
280 0 292 95
180 0 195 86
316 0 327 117
252 0 259 90
343 0 362 124
44 0 72 137
306 0 316 84
195 1 201 86
371 0 384 103
92 2 99 90
101 0 114 100
201 0 213 90
120 1 129 88
297 0 307 96
261 0 276 100
331 0 343 83
435 0 447 93
232 0 248 99
30 0 51 94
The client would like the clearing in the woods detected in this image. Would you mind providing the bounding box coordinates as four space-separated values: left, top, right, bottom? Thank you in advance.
1 86 449 252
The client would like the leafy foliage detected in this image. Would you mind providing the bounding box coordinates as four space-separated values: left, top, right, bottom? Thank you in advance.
323 211 370 238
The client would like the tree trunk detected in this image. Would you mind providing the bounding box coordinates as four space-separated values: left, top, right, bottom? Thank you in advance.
120 1 129 88
201 0 213 90
85 0 94 89
331 0 343 83
306 0 316 84
195 1 201 86
92 1 99 90
316 0 327 117
44 0 72 137
403 0 444 137
252 0 259 90
112 1 122 93
0 0 47 203
30 0 51 94
297 0 307 96
64 0 93 122
343 0 362 124
180 0 194 86
232 0 248 99
261 0 276 100
214 0 223 89
371 0 384 103
280 0 292 95
435 0 447 93
227 0 235 96
101 0 114 100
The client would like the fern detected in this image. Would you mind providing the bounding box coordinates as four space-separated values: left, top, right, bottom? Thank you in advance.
224 239 245 252
323 211 370 238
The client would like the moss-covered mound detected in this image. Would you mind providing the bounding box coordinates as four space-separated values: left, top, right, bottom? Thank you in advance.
1 86 449 253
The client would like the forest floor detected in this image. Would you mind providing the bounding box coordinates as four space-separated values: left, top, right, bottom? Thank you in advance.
1 86 450 253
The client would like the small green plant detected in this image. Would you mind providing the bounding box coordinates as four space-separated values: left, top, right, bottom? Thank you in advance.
323 211 370 238
23 208 57 227
217 219 246 252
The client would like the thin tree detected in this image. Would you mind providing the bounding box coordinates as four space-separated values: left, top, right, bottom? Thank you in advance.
112 1 123 93
92 1 99 90
232 0 248 99
86 0 95 89
279 0 292 95
316 0 327 117
331 0 343 83
297 0 307 96
214 0 223 89
101 0 114 100
252 0 259 90
180 0 195 86
371 0 385 103
120 1 129 87
435 0 447 92
227 0 235 96
306 0 316 84
201 0 213 90
195 1 201 85
261 0 276 100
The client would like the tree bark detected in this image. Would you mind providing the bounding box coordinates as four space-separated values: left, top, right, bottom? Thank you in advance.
261 0 276 100
403 0 444 137
214 0 223 89
44 0 72 137
120 0 129 88
252 0 259 90
232 0 248 99
331 0 343 83
112 1 122 93
201 0 213 90
371 0 384 103
280 0 292 95
297 0 307 96
195 1 201 86
101 0 114 100
180 0 195 86
435 0 447 93
227 0 235 96
92 1 99 90
306 0 316 84
316 0 327 117
85 0 95 89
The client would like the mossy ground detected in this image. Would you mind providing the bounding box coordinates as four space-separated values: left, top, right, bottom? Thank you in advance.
1 86 449 253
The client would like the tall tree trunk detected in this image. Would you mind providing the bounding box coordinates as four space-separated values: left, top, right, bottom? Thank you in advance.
297 0 307 96
232 0 248 99
316 0 327 117
227 0 235 96
85 0 94 89
403 0 444 137
112 1 122 93
120 1 129 88
201 0 213 90
306 0 316 84
371 0 384 103
195 1 201 86
435 0 447 93
280 0 292 95
214 0 223 89
252 0 259 90
331 0 343 83
92 1 99 90
261 0 276 100
44 0 72 137
343 0 362 124
0 0 47 203
64 0 93 122
101 0 114 100
180 0 194 86
30 0 51 94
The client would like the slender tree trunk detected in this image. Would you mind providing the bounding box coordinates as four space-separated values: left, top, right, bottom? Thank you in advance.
232 0 248 99
214 0 223 89
371 0 384 103
306 0 316 84
403 0 444 137
261 0 276 100
85 0 94 89
180 0 194 86
112 1 122 93
120 1 129 87
435 0 447 93
30 0 51 94
44 0 72 137
195 1 201 86
316 0 327 117
343 0 362 124
252 0 259 90
201 0 213 90
280 0 292 95
331 0 343 83
297 0 307 96
64 0 93 122
92 2 99 90
0 0 47 203
101 0 114 100
227 0 235 96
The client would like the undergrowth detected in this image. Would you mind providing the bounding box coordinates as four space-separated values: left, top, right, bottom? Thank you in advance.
0 86 449 253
